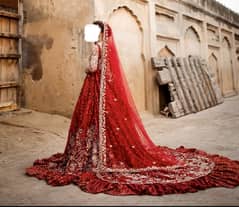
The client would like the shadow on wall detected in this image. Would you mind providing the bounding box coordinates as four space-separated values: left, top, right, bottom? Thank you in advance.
22 34 54 81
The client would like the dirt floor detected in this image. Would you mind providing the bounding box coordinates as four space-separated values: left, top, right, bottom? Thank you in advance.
0 95 239 206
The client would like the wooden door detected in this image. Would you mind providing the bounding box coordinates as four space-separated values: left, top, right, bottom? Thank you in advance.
0 0 22 112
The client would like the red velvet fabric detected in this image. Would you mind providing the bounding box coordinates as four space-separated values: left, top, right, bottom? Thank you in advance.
25 23 239 196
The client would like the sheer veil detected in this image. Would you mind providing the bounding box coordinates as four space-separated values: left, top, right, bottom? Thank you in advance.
97 23 181 172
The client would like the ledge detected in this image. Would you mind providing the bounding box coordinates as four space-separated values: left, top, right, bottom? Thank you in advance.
0 10 20 19
0 33 21 39
180 0 239 29
156 33 180 41
0 54 21 59
0 81 19 89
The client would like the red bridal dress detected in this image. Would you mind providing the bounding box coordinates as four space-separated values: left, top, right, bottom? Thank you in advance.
26 23 239 195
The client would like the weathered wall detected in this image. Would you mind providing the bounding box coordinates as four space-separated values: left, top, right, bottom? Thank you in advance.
150 0 239 113
21 0 239 117
22 0 94 117
93 0 239 114
94 0 150 112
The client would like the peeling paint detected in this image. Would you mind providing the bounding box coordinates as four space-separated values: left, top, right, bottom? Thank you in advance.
22 34 54 81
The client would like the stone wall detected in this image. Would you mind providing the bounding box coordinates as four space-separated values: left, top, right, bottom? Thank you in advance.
150 0 239 113
22 0 239 116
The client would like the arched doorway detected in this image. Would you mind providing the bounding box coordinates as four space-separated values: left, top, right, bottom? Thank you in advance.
109 7 145 111
221 37 234 96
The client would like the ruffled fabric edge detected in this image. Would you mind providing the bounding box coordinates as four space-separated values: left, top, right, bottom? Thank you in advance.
25 146 239 196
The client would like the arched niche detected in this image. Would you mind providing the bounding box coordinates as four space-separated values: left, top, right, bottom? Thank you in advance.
208 53 220 86
158 46 175 57
184 26 201 57
221 36 234 96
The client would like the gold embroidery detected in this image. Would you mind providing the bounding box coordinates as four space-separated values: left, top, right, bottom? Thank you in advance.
89 44 99 72
97 23 215 185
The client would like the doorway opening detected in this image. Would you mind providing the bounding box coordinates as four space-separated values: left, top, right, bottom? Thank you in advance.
159 84 171 117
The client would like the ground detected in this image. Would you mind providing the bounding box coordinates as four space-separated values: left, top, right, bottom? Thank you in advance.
0 95 239 206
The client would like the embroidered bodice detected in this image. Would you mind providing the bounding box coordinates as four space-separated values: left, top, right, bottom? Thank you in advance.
88 42 102 72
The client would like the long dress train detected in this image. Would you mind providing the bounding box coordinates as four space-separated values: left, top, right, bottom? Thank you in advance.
26 23 239 196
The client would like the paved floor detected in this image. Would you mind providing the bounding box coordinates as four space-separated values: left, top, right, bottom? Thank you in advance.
0 95 239 206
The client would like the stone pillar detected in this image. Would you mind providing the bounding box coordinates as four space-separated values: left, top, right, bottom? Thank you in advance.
218 27 224 94
231 32 239 93
148 0 159 114
178 13 185 57
202 21 209 60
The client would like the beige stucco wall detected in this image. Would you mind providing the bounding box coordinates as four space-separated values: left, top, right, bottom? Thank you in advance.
22 0 94 117
22 0 239 117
